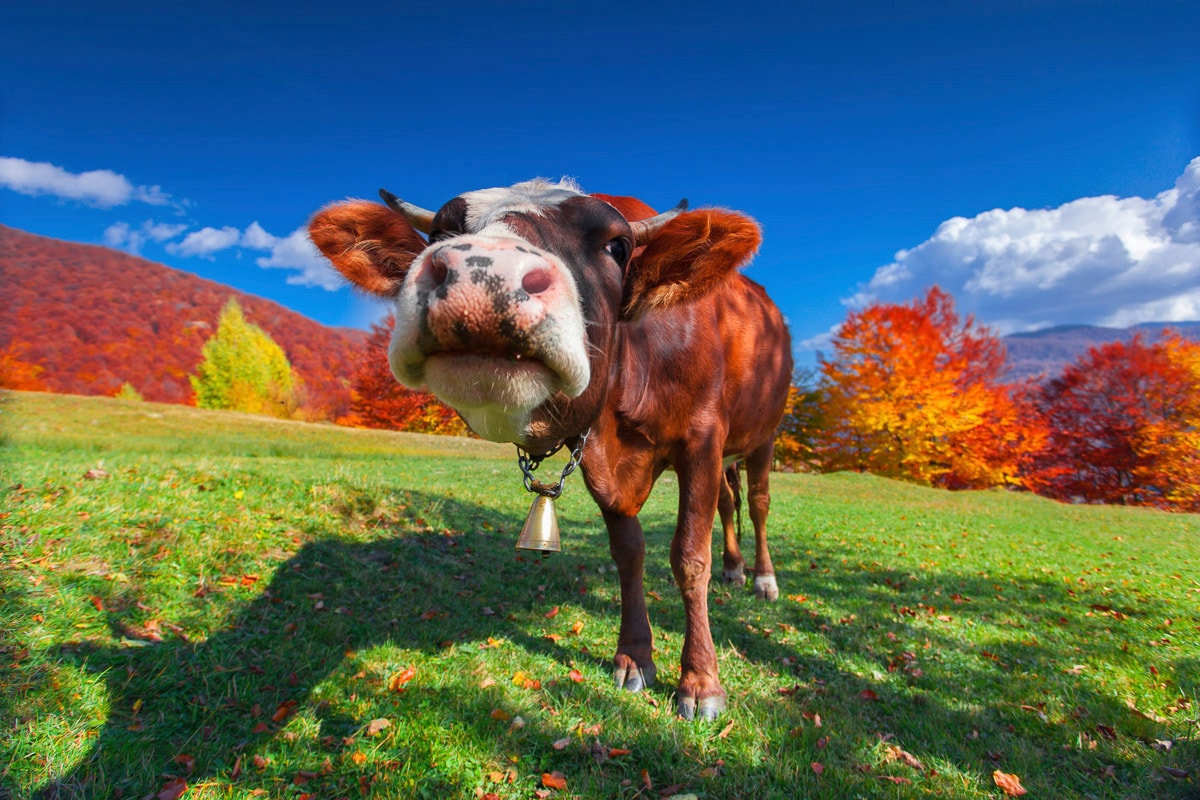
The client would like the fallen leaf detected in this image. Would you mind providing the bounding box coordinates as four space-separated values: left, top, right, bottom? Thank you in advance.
488 770 506 783
879 775 912 785
609 747 632 757
365 718 391 736
568 669 584 683
552 737 572 750
717 720 735 739
252 755 268 769
156 778 187 800
811 761 825 775
251 722 269 734
884 745 924 771
479 676 496 689
1163 767 1190 779
993 770 1027 796
545 633 562 642
388 666 417 692
174 753 196 773
271 700 297 723
570 620 585 635
490 708 511 722
859 689 879 701
90 596 104 612
84 468 109 480
350 751 367 765
541 771 568 790
545 606 560 618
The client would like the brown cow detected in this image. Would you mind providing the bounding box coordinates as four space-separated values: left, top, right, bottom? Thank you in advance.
310 180 792 719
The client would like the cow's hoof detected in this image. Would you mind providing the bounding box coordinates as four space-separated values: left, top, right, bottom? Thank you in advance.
677 692 726 721
722 564 746 586
753 574 779 601
613 656 656 693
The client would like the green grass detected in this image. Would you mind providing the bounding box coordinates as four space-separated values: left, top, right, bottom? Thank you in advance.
2 390 1198 799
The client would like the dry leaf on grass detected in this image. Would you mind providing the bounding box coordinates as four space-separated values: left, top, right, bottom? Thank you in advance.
541 771 568 790
364 718 391 736
993 770 1027 796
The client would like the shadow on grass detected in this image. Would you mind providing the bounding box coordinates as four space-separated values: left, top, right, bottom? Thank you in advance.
21 485 1200 799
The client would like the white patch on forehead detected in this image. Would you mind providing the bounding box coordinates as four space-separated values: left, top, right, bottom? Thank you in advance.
461 178 585 233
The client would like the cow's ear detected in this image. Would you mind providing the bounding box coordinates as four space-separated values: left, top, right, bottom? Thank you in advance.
309 201 427 297
621 209 762 321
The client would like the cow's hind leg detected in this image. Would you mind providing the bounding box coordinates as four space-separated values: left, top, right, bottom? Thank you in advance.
602 509 656 693
745 440 779 601
718 464 746 586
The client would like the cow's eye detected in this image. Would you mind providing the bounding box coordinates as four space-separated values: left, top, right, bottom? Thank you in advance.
604 237 631 265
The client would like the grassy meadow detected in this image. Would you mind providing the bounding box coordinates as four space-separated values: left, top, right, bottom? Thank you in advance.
1 390 1197 799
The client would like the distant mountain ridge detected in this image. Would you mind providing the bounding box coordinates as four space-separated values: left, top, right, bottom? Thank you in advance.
0 224 363 418
1003 321 1200 381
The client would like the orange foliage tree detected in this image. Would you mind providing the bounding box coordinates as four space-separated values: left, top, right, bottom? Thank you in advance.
344 315 467 436
773 368 824 471
0 341 48 391
815 287 1038 488
1024 334 1200 511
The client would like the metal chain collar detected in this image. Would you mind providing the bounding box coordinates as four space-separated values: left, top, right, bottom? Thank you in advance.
517 429 590 499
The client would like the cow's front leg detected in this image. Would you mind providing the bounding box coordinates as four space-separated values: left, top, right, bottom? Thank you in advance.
602 509 656 692
672 450 726 720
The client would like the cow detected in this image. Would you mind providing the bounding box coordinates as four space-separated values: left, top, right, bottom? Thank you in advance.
309 179 792 720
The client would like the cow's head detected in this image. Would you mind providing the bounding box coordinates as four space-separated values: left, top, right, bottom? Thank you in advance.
310 179 760 452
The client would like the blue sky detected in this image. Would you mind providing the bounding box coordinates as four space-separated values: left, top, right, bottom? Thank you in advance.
3 0 1198 364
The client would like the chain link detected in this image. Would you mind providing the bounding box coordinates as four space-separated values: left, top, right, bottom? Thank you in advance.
517 429 590 499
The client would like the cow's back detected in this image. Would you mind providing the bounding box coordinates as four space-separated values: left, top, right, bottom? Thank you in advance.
608 273 792 460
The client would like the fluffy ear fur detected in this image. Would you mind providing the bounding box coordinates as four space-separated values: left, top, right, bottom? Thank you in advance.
308 201 427 297
622 209 762 320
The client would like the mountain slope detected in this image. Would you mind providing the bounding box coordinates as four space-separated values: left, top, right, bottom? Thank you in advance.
0 224 363 417
1003 321 1200 381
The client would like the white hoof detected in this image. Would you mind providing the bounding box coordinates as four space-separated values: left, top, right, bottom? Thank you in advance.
722 565 746 586
753 574 779 601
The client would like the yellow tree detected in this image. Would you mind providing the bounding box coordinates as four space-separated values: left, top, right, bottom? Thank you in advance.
190 299 301 418
816 287 1032 487
1135 335 1200 511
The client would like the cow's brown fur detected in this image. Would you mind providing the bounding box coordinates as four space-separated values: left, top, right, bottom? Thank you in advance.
309 188 792 719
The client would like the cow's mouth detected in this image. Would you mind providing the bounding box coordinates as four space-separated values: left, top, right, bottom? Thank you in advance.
422 351 560 411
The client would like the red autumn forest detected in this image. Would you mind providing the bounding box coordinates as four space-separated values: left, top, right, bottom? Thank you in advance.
0 224 363 419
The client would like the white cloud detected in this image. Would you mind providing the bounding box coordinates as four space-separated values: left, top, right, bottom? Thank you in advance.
852 156 1200 333
103 219 188 254
258 228 341 290
240 221 278 250
168 226 243 258
0 156 174 208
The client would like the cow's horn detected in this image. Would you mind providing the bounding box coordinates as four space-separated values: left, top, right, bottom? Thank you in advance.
379 188 435 234
631 198 688 246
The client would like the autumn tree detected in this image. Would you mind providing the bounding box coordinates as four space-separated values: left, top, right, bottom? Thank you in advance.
190 299 302 418
773 368 825 471
815 286 1036 488
0 341 47 391
1025 334 1200 510
345 315 466 436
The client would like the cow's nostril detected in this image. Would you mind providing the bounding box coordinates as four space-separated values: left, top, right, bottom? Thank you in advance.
429 254 449 288
522 269 552 295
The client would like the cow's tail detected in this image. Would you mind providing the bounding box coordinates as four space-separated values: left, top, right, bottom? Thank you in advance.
725 463 743 543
